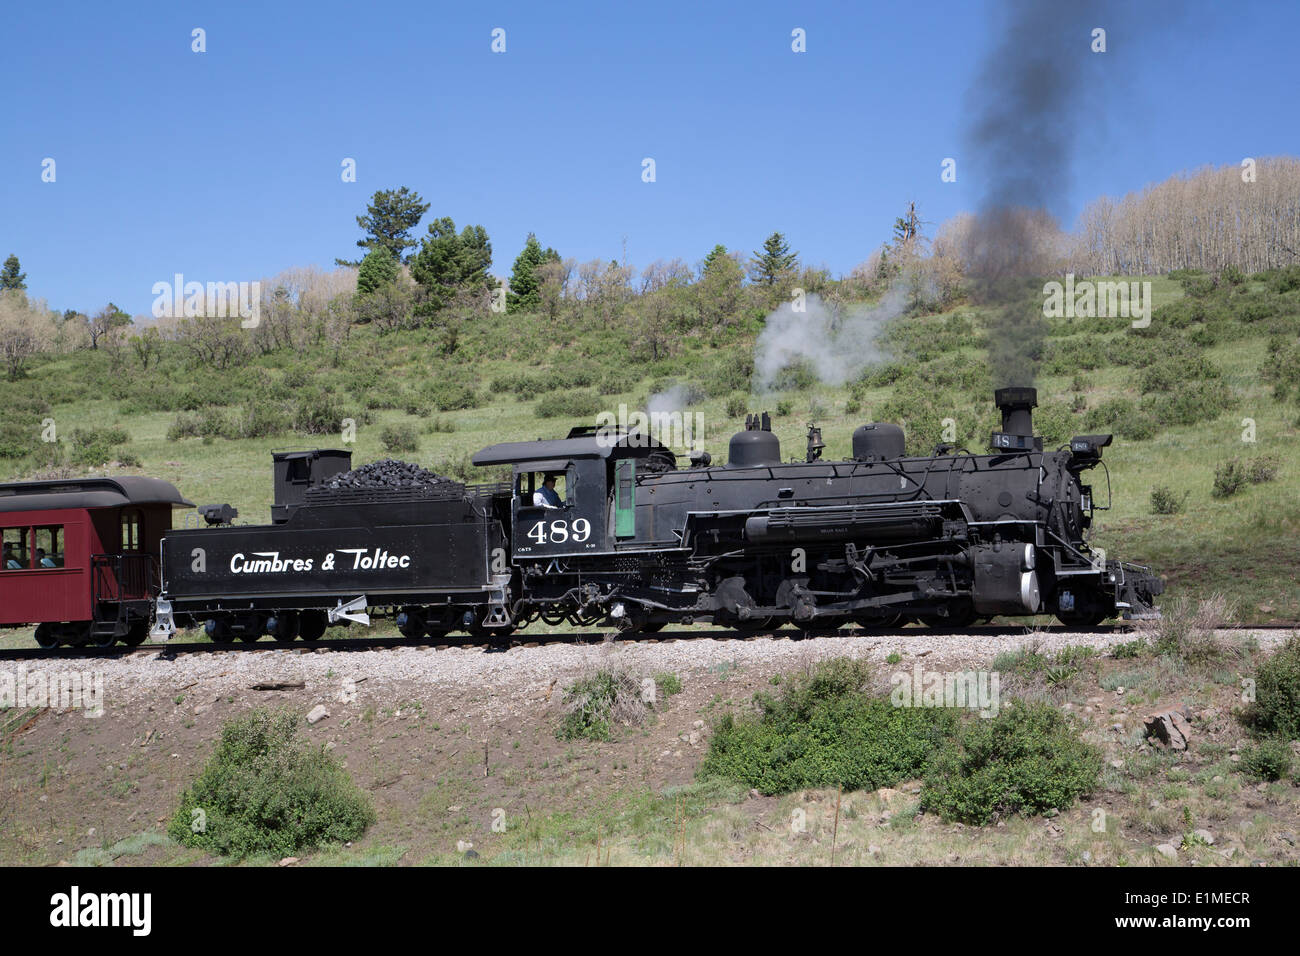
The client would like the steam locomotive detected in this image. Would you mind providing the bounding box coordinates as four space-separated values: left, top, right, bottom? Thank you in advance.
0 388 1162 647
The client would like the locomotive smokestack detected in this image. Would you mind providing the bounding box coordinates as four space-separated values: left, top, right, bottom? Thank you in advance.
991 387 1042 452
995 386 1037 436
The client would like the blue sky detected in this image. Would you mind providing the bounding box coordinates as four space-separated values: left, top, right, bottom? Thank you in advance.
3 0 1298 316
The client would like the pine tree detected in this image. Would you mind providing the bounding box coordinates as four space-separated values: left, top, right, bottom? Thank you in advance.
701 244 731 276
337 187 430 266
749 232 798 286
699 244 744 326
506 233 559 313
356 248 400 296
0 254 27 291
409 218 494 312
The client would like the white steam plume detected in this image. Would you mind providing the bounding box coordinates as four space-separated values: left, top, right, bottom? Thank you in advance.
752 289 913 393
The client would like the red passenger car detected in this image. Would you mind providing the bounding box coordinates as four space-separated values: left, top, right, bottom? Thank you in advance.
0 476 192 647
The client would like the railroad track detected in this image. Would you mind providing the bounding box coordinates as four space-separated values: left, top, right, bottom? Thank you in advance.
0 622 1292 664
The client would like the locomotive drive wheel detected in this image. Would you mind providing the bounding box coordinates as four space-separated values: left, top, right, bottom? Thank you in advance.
853 613 905 631
917 602 979 629
726 616 776 633
804 616 852 634
1057 609 1108 628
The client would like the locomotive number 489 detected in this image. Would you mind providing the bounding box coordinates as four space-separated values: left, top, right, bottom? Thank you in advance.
526 518 592 545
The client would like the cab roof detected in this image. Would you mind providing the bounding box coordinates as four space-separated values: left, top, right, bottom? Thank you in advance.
472 429 673 468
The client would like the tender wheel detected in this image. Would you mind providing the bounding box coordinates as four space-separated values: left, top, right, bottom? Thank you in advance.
34 623 59 649
397 609 426 639
124 621 149 647
267 612 300 641
87 625 117 649
204 618 231 643
466 611 516 640
298 611 328 641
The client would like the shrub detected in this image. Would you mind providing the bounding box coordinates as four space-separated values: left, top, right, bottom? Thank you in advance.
167 411 224 442
1111 639 1150 660
168 709 375 858
424 380 481 412
1261 337 1300 402
919 701 1102 825
1137 354 1219 394
702 353 753 397
535 389 603 420
597 371 626 396
1150 485 1188 515
1139 594 1233 666
699 657 958 795
775 399 793 416
293 391 346 435
1239 739 1293 782
557 669 648 741
380 423 419 454
1146 380 1235 428
1219 264 1246 287
1246 456 1279 484
724 394 748 419
1212 459 1246 498
1242 637 1300 741
993 642 1097 690
69 426 131 467
0 421 41 460
654 672 683 698
226 400 290 439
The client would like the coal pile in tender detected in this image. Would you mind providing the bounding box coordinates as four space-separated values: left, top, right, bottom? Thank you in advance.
320 459 458 491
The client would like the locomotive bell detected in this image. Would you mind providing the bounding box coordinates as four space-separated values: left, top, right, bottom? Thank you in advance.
852 423 905 462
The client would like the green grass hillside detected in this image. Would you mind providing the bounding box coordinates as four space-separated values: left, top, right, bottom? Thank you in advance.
2 266 1297 623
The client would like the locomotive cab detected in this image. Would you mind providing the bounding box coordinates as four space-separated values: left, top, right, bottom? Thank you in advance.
472 429 676 559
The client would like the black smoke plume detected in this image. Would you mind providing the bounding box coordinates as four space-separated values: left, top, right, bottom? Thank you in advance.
962 0 1115 386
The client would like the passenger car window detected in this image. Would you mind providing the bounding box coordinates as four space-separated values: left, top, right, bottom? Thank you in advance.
2 527 30 570
34 526 63 568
